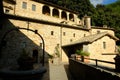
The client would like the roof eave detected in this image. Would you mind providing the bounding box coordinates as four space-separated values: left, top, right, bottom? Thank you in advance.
62 41 89 47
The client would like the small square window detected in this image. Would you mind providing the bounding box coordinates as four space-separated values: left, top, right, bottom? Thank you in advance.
63 32 66 36
97 30 100 34
5 9 9 13
73 33 75 37
51 31 54 35
32 4 36 11
22 2 27 9
70 39 73 42
84 34 86 37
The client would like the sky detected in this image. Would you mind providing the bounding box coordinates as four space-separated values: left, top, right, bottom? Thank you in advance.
90 0 117 6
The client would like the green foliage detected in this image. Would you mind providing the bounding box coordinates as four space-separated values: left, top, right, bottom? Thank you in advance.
91 0 120 39
75 50 90 56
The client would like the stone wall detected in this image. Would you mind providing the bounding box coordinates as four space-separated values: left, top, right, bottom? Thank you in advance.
0 18 43 68
1 0 117 67
69 59 120 80
3 0 82 26
88 36 116 68
0 16 89 67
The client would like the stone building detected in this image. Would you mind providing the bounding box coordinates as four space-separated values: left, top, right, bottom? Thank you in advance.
0 0 119 67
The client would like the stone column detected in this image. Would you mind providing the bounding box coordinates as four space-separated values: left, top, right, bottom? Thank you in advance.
50 7 53 17
59 10 62 19
74 14 77 23
67 12 69 21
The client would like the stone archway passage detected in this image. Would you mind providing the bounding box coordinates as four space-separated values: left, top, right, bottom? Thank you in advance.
0 27 45 66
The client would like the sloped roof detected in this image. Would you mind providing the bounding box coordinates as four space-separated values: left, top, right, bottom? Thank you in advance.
63 32 119 47
4 0 16 4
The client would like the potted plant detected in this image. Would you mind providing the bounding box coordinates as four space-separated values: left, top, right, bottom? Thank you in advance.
75 49 90 62
17 49 35 70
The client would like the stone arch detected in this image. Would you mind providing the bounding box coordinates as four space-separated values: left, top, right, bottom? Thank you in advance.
61 11 67 20
53 8 59 18
69 13 74 22
42 5 50 16
0 27 45 66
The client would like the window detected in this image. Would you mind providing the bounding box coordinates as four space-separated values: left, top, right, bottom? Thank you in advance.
32 4 36 11
51 31 54 35
97 30 100 34
84 34 86 37
70 39 73 42
73 33 75 37
5 9 9 13
103 42 106 49
22 2 27 9
63 32 66 36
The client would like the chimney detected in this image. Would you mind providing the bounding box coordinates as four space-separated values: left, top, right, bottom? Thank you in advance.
84 15 91 29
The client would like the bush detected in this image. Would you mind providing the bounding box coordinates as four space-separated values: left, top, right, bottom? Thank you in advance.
75 50 90 56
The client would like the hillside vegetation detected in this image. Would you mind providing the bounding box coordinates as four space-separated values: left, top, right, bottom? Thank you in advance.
93 0 120 40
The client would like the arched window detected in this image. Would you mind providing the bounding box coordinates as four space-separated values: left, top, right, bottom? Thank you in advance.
61 11 67 20
42 5 50 16
69 14 74 22
53 8 59 18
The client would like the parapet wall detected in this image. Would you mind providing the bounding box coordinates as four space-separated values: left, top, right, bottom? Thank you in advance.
69 59 120 80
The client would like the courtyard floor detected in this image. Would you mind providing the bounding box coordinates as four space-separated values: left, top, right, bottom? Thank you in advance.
42 61 74 80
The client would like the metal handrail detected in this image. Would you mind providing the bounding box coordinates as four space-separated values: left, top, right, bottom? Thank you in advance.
84 57 115 66
74 56 115 67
